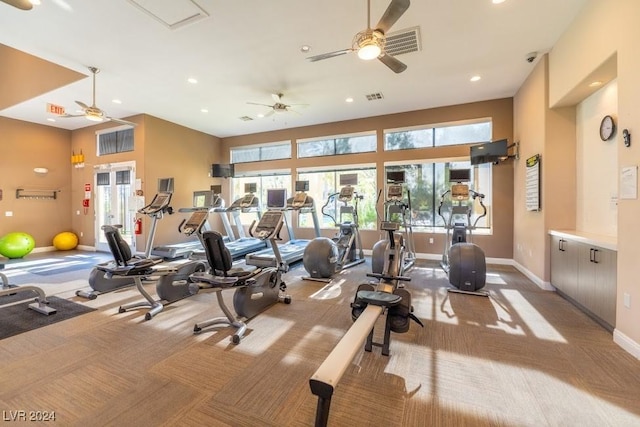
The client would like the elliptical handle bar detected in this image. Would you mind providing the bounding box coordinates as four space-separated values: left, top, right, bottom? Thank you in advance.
321 192 339 226
471 192 488 229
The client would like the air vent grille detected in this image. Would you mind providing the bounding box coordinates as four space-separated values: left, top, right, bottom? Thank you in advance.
239 116 254 121
366 93 384 101
385 26 421 57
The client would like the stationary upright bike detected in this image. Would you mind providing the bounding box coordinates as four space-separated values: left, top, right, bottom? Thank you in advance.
438 169 488 296
303 183 365 282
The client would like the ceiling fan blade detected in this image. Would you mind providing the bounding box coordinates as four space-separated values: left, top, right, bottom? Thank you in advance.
271 93 282 103
106 116 137 127
75 100 89 109
306 48 354 62
247 102 272 107
375 0 410 34
59 114 86 118
263 110 275 118
0 0 33 10
378 53 407 73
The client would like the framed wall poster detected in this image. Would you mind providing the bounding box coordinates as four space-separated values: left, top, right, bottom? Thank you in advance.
526 154 541 211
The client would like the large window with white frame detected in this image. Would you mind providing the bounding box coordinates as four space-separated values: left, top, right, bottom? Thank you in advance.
230 141 291 164
231 171 292 223
297 166 377 230
384 160 492 231
297 132 376 158
384 119 492 151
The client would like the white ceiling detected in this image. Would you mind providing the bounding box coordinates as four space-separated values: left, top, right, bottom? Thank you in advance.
0 0 587 138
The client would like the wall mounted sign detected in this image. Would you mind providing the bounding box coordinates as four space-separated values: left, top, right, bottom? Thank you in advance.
526 154 541 211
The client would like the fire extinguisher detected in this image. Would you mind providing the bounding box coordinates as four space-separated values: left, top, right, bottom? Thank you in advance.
134 218 142 235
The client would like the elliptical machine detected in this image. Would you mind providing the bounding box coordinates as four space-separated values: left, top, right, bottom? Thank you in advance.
303 179 365 282
372 171 416 274
438 169 488 296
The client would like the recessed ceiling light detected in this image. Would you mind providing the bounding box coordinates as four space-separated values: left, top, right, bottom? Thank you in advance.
47 118 56 122
470 75 481 82
492 0 506 4
257 113 265 118
201 108 208 113
345 97 354 103
300 45 311 53
112 99 122 104
30 0 41 5
589 81 603 87
187 77 198 84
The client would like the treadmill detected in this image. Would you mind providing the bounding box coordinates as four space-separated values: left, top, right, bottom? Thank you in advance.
151 187 227 259
245 181 320 270
222 183 267 260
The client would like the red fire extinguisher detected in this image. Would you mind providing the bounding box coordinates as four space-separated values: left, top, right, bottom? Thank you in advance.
134 218 142 235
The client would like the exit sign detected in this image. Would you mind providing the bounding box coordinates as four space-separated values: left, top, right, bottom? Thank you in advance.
46 103 65 115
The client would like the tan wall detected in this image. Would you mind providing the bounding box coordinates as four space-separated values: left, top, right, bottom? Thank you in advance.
0 117 72 250
142 115 222 250
223 98 514 258
545 0 640 352
514 54 579 283
70 114 222 252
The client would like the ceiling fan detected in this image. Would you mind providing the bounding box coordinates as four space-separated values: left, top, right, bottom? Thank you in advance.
0 0 33 10
307 0 410 73
247 93 307 117
57 66 136 126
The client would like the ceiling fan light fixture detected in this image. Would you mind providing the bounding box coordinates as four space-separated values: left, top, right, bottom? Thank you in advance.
85 113 104 122
358 42 382 60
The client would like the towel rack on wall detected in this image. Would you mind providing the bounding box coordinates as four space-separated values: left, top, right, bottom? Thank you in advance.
15 188 60 200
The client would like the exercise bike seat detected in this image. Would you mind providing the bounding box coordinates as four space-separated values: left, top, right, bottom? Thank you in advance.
97 260 156 278
188 272 239 289
356 290 402 307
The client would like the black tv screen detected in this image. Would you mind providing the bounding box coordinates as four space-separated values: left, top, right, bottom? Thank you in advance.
386 170 405 184
267 188 287 208
211 163 234 178
449 169 470 182
244 182 257 193
339 173 358 186
295 180 309 192
470 139 508 165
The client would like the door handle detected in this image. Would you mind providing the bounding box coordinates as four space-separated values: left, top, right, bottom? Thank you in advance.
592 248 599 264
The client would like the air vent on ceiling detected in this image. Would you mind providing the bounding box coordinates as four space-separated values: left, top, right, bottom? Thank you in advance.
127 0 209 30
385 26 421 57
366 93 384 101
239 116 254 121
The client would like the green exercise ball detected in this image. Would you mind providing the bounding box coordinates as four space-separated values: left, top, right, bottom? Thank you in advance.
0 232 36 259
53 231 79 251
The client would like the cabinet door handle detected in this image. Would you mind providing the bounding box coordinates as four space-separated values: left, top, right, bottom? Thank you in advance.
592 248 599 264
559 239 565 252
589 248 594 262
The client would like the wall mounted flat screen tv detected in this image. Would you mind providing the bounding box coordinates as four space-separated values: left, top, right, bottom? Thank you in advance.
470 139 508 165
267 188 287 209
211 163 234 178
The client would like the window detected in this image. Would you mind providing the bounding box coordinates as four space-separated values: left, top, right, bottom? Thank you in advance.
384 119 492 151
297 166 377 230
231 172 292 224
384 161 492 231
297 132 376 158
230 141 291 164
97 127 134 156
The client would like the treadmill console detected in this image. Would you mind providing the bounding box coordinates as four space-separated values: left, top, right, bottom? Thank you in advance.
338 186 354 203
254 211 283 239
182 210 208 235
451 184 470 201
240 193 256 208
139 192 172 215
292 192 308 208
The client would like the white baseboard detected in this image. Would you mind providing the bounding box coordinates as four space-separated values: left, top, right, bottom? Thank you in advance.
32 246 56 253
613 329 640 359
512 260 555 291
77 245 96 251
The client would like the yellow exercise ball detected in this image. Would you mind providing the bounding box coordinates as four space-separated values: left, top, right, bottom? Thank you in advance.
53 231 79 251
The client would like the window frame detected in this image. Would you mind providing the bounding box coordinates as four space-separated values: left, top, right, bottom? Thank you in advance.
297 131 377 159
230 140 291 164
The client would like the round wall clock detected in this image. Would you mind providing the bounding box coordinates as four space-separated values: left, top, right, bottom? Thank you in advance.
599 115 616 141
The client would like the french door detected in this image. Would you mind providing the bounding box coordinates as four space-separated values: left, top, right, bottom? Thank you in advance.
94 161 136 252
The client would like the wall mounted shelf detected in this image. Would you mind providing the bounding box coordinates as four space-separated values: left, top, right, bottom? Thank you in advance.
15 188 60 200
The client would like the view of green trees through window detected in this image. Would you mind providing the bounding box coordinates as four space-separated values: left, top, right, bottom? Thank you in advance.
298 133 376 158
385 121 492 150
385 161 492 229
230 142 291 164
297 168 377 230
